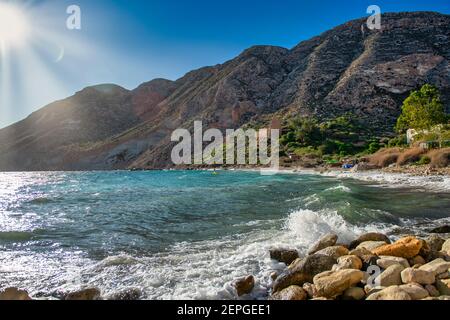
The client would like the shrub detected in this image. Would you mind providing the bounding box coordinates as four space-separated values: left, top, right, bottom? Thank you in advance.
426 148 450 168
397 147 427 165
416 156 431 165
369 148 402 168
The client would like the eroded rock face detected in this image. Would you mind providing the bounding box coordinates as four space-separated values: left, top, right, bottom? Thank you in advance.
272 254 336 292
372 237 423 259
0 288 32 301
313 269 364 298
308 233 338 255
234 276 255 296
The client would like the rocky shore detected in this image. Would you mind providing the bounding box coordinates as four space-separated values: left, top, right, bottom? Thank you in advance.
234 230 450 300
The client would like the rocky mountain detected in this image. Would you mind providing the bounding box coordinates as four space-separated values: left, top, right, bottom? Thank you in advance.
0 12 449 171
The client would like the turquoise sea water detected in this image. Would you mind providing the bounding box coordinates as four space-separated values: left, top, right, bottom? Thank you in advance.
0 170 449 299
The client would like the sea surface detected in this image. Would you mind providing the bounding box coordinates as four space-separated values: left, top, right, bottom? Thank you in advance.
0 170 449 299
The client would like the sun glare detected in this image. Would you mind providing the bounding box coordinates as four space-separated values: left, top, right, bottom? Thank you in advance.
0 3 29 47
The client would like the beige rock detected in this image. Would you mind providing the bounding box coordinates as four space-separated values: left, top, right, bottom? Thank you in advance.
315 246 349 260
366 286 411 300
342 287 366 300
333 255 363 270
372 236 423 259
271 285 307 300
435 279 450 296
356 241 387 252
308 233 338 255
377 256 410 269
375 264 405 286
442 239 450 255
398 283 429 300
401 268 435 285
313 269 364 298
65 287 101 300
419 258 450 276
426 235 445 252
349 247 373 258
0 287 32 300
233 275 255 296
424 284 440 297
409 255 426 266
349 233 391 249
302 283 316 299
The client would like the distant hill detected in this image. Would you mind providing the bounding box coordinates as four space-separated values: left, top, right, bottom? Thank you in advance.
0 12 449 170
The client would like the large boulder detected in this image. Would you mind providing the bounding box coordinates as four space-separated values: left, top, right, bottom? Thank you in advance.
333 255 363 271
375 264 405 287
308 233 338 255
349 233 391 249
372 236 423 259
65 287 101 300
401 268 435 285
435 279 450 295
269 249 299 265
398 283 429 300
418 258 450 276
233 275 255 296
357 241 387 252
377 256 410 269
270 285 307 300
366 286 411 300
272 254 336 292
0 288 32 300
315 246 349 260
313 269 364 298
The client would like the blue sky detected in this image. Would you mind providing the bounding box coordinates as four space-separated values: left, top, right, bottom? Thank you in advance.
1 0 449 128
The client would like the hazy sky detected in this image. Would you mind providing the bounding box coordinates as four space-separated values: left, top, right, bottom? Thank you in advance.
0 0 449 128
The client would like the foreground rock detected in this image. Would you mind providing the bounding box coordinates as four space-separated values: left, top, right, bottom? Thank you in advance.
308 233 338 255
375 264 405 286
349 233 391 249
401 268 435 285
366 286 411 300
271 285 307 300
356 241 387 252
269 249 299 265
442 239 450 255
273 254 336 292
0 287 32 300
372 236 422 259
65 287 101 300
426 235 445 252
418 258 450 276
313 269 364 298
333 255 362 271
342 287 366 300
436 279 450 295
234 276 255 296
377 256 410 269
398 283 429 300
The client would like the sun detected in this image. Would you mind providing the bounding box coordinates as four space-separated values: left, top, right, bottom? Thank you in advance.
0 3 29 47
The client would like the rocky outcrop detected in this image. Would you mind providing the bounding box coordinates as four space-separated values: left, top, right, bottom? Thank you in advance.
313 269 364 298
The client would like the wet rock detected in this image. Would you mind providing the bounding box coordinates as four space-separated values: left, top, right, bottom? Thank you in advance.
313 269 364 298
418 258 450 276
435 279 450 295
272 254 336 292
308 233 338 255
333 255 362 271
342 287 366 300
425 235 445 252
233 276 255 296
377 256 410 269
269 249 299 265
270 272 278 281
401 268 435 285
373 236 423 259
65 287 101 300
270 285 307 300
366 286 411 300
425 284 440 297
398 283 429 300
429 225 450 234
356 241 387 252
0 287 32 300
375 264 405 287
349 233 391 249
106 288 142 300
315 246 349 260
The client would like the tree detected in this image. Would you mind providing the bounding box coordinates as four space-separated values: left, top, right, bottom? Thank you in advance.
395 84 447 133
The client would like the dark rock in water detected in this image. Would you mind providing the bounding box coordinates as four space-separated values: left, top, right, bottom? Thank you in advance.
107 288 143 300
269 249 299 265
0 287 32 300
429 225 450 234
349 233 391 249
426 235 445 252
273 254 336 292
308 233 338 255
65 287 101 300
234 276 255 296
